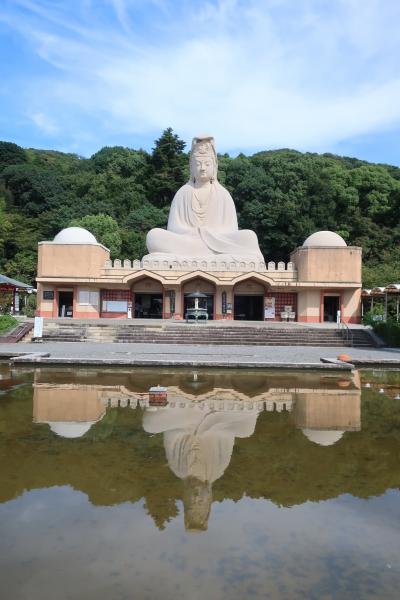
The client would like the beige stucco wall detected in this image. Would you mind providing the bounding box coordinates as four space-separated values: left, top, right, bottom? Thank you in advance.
294 392 361 430
183 279 216 293
33 385 106 422
132 278 163 293
343 288 362 322
297 290 320 321
38 243 109 278
234 280 265 294
291 246 362 283
36 282 54 314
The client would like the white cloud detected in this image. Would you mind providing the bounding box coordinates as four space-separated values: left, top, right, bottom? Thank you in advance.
3 0 400 154
29 111 60 135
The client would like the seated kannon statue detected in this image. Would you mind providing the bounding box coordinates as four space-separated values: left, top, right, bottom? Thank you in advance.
145 135 264 262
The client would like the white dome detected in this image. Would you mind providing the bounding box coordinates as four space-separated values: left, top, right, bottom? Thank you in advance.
302 428 344 446
47 421 96 438
303 231 347 247
53 227 97 244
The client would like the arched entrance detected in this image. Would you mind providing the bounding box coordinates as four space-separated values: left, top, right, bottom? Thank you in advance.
132 277 164 318
183 277 216 320
233 279 265 321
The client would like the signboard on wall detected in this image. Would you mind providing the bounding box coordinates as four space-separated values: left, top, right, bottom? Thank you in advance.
264 297 275 319
43 290 54 300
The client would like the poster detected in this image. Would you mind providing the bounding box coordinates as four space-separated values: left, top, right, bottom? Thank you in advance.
264 297 275 319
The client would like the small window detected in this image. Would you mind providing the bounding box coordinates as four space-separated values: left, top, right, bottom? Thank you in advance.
102 300 128 313
78 289 99 306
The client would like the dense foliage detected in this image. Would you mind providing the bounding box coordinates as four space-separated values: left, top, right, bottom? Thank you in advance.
0 129 399 287
373 321 400 347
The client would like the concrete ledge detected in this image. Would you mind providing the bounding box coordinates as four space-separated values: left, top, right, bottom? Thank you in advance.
320 357 355 369
349 358 400 366
8 353 352 370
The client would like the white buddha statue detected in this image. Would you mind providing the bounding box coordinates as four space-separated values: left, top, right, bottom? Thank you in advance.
145 135 264 261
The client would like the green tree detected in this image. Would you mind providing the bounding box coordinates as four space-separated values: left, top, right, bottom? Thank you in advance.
2 163 66 216
0 196 12 266
126 203 168 232
120 230 147 260
146 128 187 207
69 214 122 258
0 141 27 169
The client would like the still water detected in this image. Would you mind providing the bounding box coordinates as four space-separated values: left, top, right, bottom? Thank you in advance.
1 364 400 599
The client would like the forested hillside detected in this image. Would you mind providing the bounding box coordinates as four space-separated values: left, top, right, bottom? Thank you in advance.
1 128 399 288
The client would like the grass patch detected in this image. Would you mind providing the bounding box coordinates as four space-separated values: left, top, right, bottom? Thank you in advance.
0 315 18 335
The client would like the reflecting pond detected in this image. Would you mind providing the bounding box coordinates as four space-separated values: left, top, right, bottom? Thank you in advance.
1 364 400 599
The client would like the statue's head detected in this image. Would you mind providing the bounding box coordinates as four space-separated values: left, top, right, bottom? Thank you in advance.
190 135 218 184
183 476 212 532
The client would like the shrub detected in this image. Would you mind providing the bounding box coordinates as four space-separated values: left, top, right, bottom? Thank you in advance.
21 293 37 317
362 304 385 326
373 321 400 347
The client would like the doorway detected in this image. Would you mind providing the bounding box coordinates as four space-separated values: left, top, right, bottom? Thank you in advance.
234 295 264 321
323 296 340 322
58 291 73 317
184 294 214 320
134 293 163 318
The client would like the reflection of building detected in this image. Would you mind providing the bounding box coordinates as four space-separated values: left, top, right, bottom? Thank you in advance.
293 391 361 446
32 369 361 531
32 369 361 431
33 384 106 438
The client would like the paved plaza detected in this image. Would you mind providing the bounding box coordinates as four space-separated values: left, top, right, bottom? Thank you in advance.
1 340 399 369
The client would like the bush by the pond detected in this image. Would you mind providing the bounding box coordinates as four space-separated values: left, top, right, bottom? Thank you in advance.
363 305 385 326
0 315 18 335
21 293 36 318
374 321 400 347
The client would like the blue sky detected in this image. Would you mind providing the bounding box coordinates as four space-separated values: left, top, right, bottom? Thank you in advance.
1 0 400 165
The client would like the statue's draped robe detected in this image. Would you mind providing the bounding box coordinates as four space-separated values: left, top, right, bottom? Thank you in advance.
146 181 263 260
143 406 258 483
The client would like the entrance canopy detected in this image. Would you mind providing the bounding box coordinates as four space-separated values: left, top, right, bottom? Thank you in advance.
362 283 400 321
0 274 34 314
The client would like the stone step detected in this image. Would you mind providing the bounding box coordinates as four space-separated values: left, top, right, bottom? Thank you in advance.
42 335 369 347
41 322 375 347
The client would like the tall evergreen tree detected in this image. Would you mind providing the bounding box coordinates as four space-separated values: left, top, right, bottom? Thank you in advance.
146 128 187 207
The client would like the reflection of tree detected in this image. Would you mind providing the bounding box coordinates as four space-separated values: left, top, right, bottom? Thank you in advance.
144 496 179 531
2 387 400 523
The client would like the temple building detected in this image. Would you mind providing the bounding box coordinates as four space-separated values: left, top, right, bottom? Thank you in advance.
35 225 361 323
36 135 362 323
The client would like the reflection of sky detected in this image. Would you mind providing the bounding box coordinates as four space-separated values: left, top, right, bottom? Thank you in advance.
1 487 399 600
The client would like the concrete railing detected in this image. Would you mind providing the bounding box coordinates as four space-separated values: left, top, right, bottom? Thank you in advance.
103 258 296 273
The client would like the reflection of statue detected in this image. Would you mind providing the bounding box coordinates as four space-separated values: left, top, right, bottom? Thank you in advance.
145 135 263 261
143 405 258 531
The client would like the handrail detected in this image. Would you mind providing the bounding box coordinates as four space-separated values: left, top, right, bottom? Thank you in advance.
0 322 33 343
338 321 353 346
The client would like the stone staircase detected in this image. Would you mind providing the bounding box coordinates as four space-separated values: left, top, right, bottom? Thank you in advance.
41 321 376 347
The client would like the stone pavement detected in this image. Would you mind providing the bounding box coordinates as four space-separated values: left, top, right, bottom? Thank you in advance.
0 341 399 369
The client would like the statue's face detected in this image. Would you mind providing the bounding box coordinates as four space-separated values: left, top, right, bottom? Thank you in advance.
192 155 214 182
